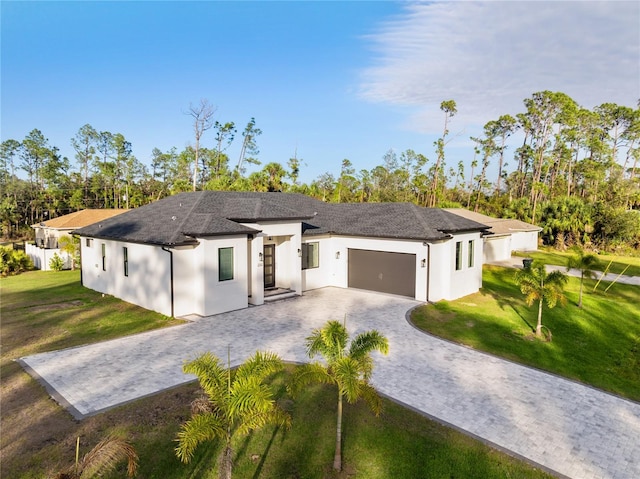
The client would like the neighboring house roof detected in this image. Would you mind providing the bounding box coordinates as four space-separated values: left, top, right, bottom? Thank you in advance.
74 192 490 246
32 209 129 230
444 208 541 237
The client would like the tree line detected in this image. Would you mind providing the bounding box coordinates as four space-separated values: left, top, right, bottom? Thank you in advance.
2 91 639 252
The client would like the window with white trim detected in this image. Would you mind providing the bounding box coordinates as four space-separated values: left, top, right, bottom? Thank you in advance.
123 247 129 277
468 240 474 268
101 244 106 271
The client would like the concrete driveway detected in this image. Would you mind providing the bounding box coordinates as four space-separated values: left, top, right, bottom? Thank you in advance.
19 287 640 479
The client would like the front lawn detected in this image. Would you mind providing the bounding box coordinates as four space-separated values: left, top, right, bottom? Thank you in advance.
0 270 555 478
411 265 640 401
514 248 640 277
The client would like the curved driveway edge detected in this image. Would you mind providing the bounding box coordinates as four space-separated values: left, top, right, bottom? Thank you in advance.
19 287 640 479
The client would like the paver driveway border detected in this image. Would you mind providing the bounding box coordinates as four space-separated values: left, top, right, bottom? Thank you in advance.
18 287 640 479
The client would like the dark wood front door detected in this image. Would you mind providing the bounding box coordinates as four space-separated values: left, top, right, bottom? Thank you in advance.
263 244 275 288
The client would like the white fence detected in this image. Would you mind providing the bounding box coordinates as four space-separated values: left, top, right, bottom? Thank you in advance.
25 243 73 271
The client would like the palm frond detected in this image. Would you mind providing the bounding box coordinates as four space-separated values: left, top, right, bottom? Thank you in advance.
75 436 138 479
333 357 362 403
349 330 389 359
183 352 228 405
234 404 292 436
307 320 347 361
229 378 273 418
358 382 383 416
175 413 227 463
235 350 283 384
287 362 334 397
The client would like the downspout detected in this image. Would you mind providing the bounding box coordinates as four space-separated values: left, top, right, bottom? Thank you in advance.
425 242 431 302
162 246 175 318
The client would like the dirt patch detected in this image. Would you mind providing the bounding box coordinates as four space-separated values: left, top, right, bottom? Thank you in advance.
0 360 196 478
29 300 84 313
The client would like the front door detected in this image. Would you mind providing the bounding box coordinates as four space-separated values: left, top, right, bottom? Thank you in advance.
263 244 275 288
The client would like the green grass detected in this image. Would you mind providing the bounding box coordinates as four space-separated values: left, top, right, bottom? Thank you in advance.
1 270 184 362
411 265 640 401
106 369 554 479
514 248 640 277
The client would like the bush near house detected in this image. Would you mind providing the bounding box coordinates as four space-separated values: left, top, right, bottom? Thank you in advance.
0 245 33 276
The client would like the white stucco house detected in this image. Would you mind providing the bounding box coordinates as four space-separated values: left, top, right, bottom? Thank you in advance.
444 209 541 263
74 192 489 318
28 209 128 270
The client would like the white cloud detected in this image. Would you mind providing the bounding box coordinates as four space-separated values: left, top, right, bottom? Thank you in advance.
359 1 640 133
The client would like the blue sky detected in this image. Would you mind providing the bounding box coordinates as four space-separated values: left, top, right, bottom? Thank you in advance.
2 1 639 184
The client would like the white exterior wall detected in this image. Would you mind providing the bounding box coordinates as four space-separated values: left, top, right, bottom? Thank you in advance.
195 236 249 316
510 231 539 252
483 235 512 262
80 238 173 316
448 232 484 300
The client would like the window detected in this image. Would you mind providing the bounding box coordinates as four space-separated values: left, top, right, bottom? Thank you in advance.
86 238 93 247
302 242 319 270
468 240 475 268
101 244 106 271
219 247 234 281
455 241 462 271
123 247 129 277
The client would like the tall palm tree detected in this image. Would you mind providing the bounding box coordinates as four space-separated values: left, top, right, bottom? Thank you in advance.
53 436 138 479
567 247 599 308
515 261 568 338
288 320 389 471
175 350 290 479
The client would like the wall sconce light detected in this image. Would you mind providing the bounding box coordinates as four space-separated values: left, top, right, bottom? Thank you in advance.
258 252 263 261
421 258 426 268
335 251 340 259
297 248 302 257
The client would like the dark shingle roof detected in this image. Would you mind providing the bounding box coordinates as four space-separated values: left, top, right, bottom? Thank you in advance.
74 192 489 246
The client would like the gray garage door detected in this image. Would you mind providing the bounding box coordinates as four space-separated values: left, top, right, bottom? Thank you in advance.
348 249 416 298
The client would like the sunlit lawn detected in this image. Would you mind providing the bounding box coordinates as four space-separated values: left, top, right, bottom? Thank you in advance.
411 265 640 401
514 248 640 277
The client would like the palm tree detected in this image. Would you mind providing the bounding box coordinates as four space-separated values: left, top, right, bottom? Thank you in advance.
567 247 598 308
53 436 138 479
288 320 389 471
175 350 290 479
515 261 568 338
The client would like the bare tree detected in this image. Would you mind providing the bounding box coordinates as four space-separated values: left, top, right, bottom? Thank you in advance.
186 99 216 191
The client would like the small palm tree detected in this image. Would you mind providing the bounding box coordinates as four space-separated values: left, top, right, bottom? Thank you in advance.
53 436 138 479
175 350 290 479
567 247 598 308
515 261 568 338
288 320 389 471
58 235 80 270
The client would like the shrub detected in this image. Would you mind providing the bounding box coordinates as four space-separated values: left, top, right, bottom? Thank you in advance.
49 253 65 271
0 246 34 276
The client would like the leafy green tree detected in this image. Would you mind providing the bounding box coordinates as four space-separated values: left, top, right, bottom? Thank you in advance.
514 261 568 338
175 350 290 479
428 100 457 207
288 320 389 471
59 234 80 270
53 436 138 479
567 248 598 308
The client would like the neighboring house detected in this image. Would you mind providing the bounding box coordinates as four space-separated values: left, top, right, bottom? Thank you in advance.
74 192 489 318
444 208 541 263
28 209 128 270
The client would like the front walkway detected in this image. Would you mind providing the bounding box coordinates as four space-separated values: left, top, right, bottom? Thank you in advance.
19 288 640 479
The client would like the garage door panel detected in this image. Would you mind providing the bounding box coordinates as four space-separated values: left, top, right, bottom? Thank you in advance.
348 249 416 298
